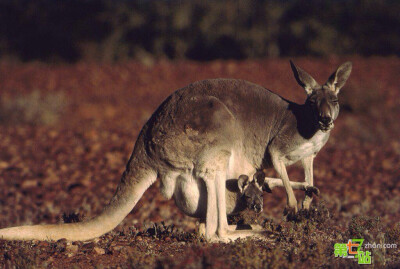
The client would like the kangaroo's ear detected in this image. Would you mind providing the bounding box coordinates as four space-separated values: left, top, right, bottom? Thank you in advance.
253 171 265 190
290 60 320 95
238 175 250 194
325 62 352 94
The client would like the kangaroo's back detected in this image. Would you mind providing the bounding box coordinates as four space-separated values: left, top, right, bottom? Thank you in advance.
140 79 289 169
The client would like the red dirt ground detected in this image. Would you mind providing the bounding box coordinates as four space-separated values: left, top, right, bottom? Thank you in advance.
0 57 399 268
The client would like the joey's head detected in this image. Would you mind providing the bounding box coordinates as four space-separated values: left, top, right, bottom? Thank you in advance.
290 61 352 132
238 173 264 213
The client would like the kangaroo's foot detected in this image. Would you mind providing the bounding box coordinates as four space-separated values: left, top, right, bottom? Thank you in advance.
199 223 238 237
208 229 268 243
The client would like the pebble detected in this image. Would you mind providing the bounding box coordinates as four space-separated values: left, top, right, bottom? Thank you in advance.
94 247 106 255
66 244 79 256
0 161 9 169
38 241 50 248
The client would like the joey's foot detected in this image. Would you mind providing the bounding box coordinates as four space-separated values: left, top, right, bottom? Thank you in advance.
305 186 320 197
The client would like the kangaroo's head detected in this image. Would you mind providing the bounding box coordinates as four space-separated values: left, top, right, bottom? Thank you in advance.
290 61 352 132
237 172 265 213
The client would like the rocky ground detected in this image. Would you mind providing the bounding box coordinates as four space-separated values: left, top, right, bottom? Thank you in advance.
0 57 399 268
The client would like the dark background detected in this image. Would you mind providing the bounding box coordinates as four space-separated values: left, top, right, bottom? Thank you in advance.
1 0 399 63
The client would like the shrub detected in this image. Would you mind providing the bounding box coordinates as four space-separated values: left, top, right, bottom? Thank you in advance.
0 90 67 125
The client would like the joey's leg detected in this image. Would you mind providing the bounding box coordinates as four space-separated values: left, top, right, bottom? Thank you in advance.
272 158 298 215
301 156 314 210
264 177 319 196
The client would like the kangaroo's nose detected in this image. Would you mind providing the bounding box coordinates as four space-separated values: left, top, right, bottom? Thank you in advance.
320 116 331 125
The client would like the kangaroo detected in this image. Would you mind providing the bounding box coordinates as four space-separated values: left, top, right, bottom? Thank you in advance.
0 61 351 242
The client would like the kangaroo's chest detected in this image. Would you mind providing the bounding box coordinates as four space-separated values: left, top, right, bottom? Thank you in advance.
283 131 329 164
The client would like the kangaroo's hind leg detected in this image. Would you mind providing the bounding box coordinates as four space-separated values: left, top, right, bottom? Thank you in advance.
197 149 247 241
200 174 229 241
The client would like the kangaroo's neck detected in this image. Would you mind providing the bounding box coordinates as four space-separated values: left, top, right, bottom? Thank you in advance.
286 101 320 139
254 99 324 169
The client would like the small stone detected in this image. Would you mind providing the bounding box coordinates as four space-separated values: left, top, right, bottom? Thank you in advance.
66 244 79 256
0 161 9 169
94 247 106 255
38 241 50 248
46 257 55 263
21 179 38 188
113 245 124 252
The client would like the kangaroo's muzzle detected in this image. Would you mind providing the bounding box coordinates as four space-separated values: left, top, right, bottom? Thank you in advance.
318 116 334 132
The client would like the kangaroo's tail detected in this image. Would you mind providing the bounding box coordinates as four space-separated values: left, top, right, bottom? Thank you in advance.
0 166 157 241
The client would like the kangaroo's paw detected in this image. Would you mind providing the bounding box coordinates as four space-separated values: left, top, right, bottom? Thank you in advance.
305 186 320 197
